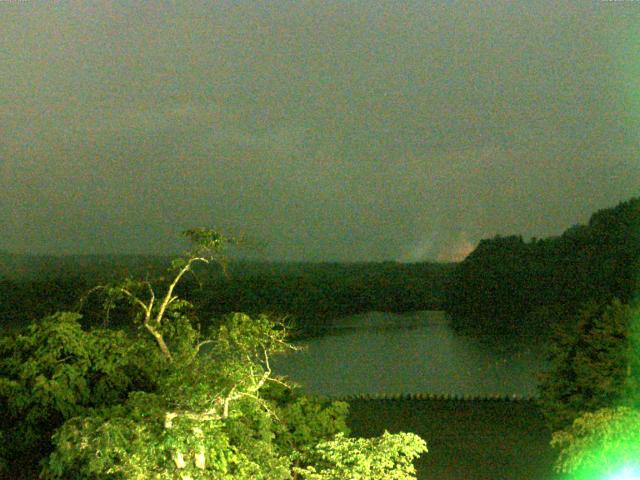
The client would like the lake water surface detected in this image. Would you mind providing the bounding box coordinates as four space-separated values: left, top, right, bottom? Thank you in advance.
273 311 547 398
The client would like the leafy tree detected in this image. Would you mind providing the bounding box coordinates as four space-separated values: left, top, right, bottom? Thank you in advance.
550 406 640 478
538 299 638 431
1 228 427 479
43 311 300 479
0 312 162 477
293 431 427 480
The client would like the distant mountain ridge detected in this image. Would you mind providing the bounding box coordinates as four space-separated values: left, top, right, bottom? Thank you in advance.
0 252 172 281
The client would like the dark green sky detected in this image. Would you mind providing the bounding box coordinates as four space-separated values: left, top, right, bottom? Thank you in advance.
1 1 638 261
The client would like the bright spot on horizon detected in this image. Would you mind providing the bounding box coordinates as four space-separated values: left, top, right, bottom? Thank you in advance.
437 234 476 262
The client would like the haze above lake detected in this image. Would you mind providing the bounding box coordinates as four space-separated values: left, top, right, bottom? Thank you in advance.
274 311 547 398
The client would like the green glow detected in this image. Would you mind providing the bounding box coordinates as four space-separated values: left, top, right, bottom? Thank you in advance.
608 465 640 480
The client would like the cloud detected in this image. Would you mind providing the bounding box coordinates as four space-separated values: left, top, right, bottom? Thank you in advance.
0 1 638 258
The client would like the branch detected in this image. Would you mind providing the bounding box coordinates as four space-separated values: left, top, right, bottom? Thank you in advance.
222 385 238 419
167 295 179 306
154 256 209 326
144 322 174 362
145 281 155 315
267 376 291 388
120 288 152 320
247 347 272 393
117 283 176 362
237 391 280 421
74 285 108 313
193 339 215 356
164 409 221 427
190 335 227 364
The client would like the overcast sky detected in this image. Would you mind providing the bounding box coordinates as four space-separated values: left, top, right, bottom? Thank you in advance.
1 1 638 261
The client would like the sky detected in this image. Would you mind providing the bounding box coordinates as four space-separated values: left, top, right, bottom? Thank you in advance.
1 1 639 261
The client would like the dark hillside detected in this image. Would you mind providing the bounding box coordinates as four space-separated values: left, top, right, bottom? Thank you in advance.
0 259 454 335
444 197 640 336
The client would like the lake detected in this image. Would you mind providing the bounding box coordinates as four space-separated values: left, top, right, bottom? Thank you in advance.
273 311 547 398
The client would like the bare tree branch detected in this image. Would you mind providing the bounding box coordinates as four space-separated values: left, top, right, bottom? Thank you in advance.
154 257 209 326
120 288 151 319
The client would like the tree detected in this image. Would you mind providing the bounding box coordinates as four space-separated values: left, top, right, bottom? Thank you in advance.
443 197 640 339
1 228 428 479
0 312 163 477
539 298 640 477
293 432 427 480
42 311 303 479
551 406 640 478
538 299 638 431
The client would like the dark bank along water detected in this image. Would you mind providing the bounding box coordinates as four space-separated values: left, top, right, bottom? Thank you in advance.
272 311 547 397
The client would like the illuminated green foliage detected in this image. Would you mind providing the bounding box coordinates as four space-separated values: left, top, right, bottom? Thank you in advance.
293 431 427 480
1 229 428 479
542 265 640 477
551 407 640 478
623 307 640 408
0 312 162 475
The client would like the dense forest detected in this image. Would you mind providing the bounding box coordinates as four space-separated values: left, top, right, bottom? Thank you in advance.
189 261 452 334
0 256 453 336
443 197 640 337
441 197 640 476
3 197 639 340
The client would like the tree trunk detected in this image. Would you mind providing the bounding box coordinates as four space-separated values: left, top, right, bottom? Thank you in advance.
145 323 173 361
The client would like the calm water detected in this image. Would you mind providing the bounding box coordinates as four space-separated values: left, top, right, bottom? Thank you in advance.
273 311 547 397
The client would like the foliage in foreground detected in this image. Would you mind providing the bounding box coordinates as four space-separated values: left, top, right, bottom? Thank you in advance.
538 297 640 476
0 228 427 479
538 299 639 431
551 406 640 478
0 312 163 476
294 432 426 480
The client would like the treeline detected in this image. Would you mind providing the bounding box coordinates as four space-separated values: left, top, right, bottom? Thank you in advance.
0 259 454 335
443 197 640 336
189 261 453 334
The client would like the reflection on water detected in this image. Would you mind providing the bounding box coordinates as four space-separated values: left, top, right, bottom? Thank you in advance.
273 311 546 397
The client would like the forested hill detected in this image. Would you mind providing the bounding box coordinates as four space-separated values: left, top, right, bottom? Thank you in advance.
190 261 454 332
444 196 640 336
0 257 454 334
